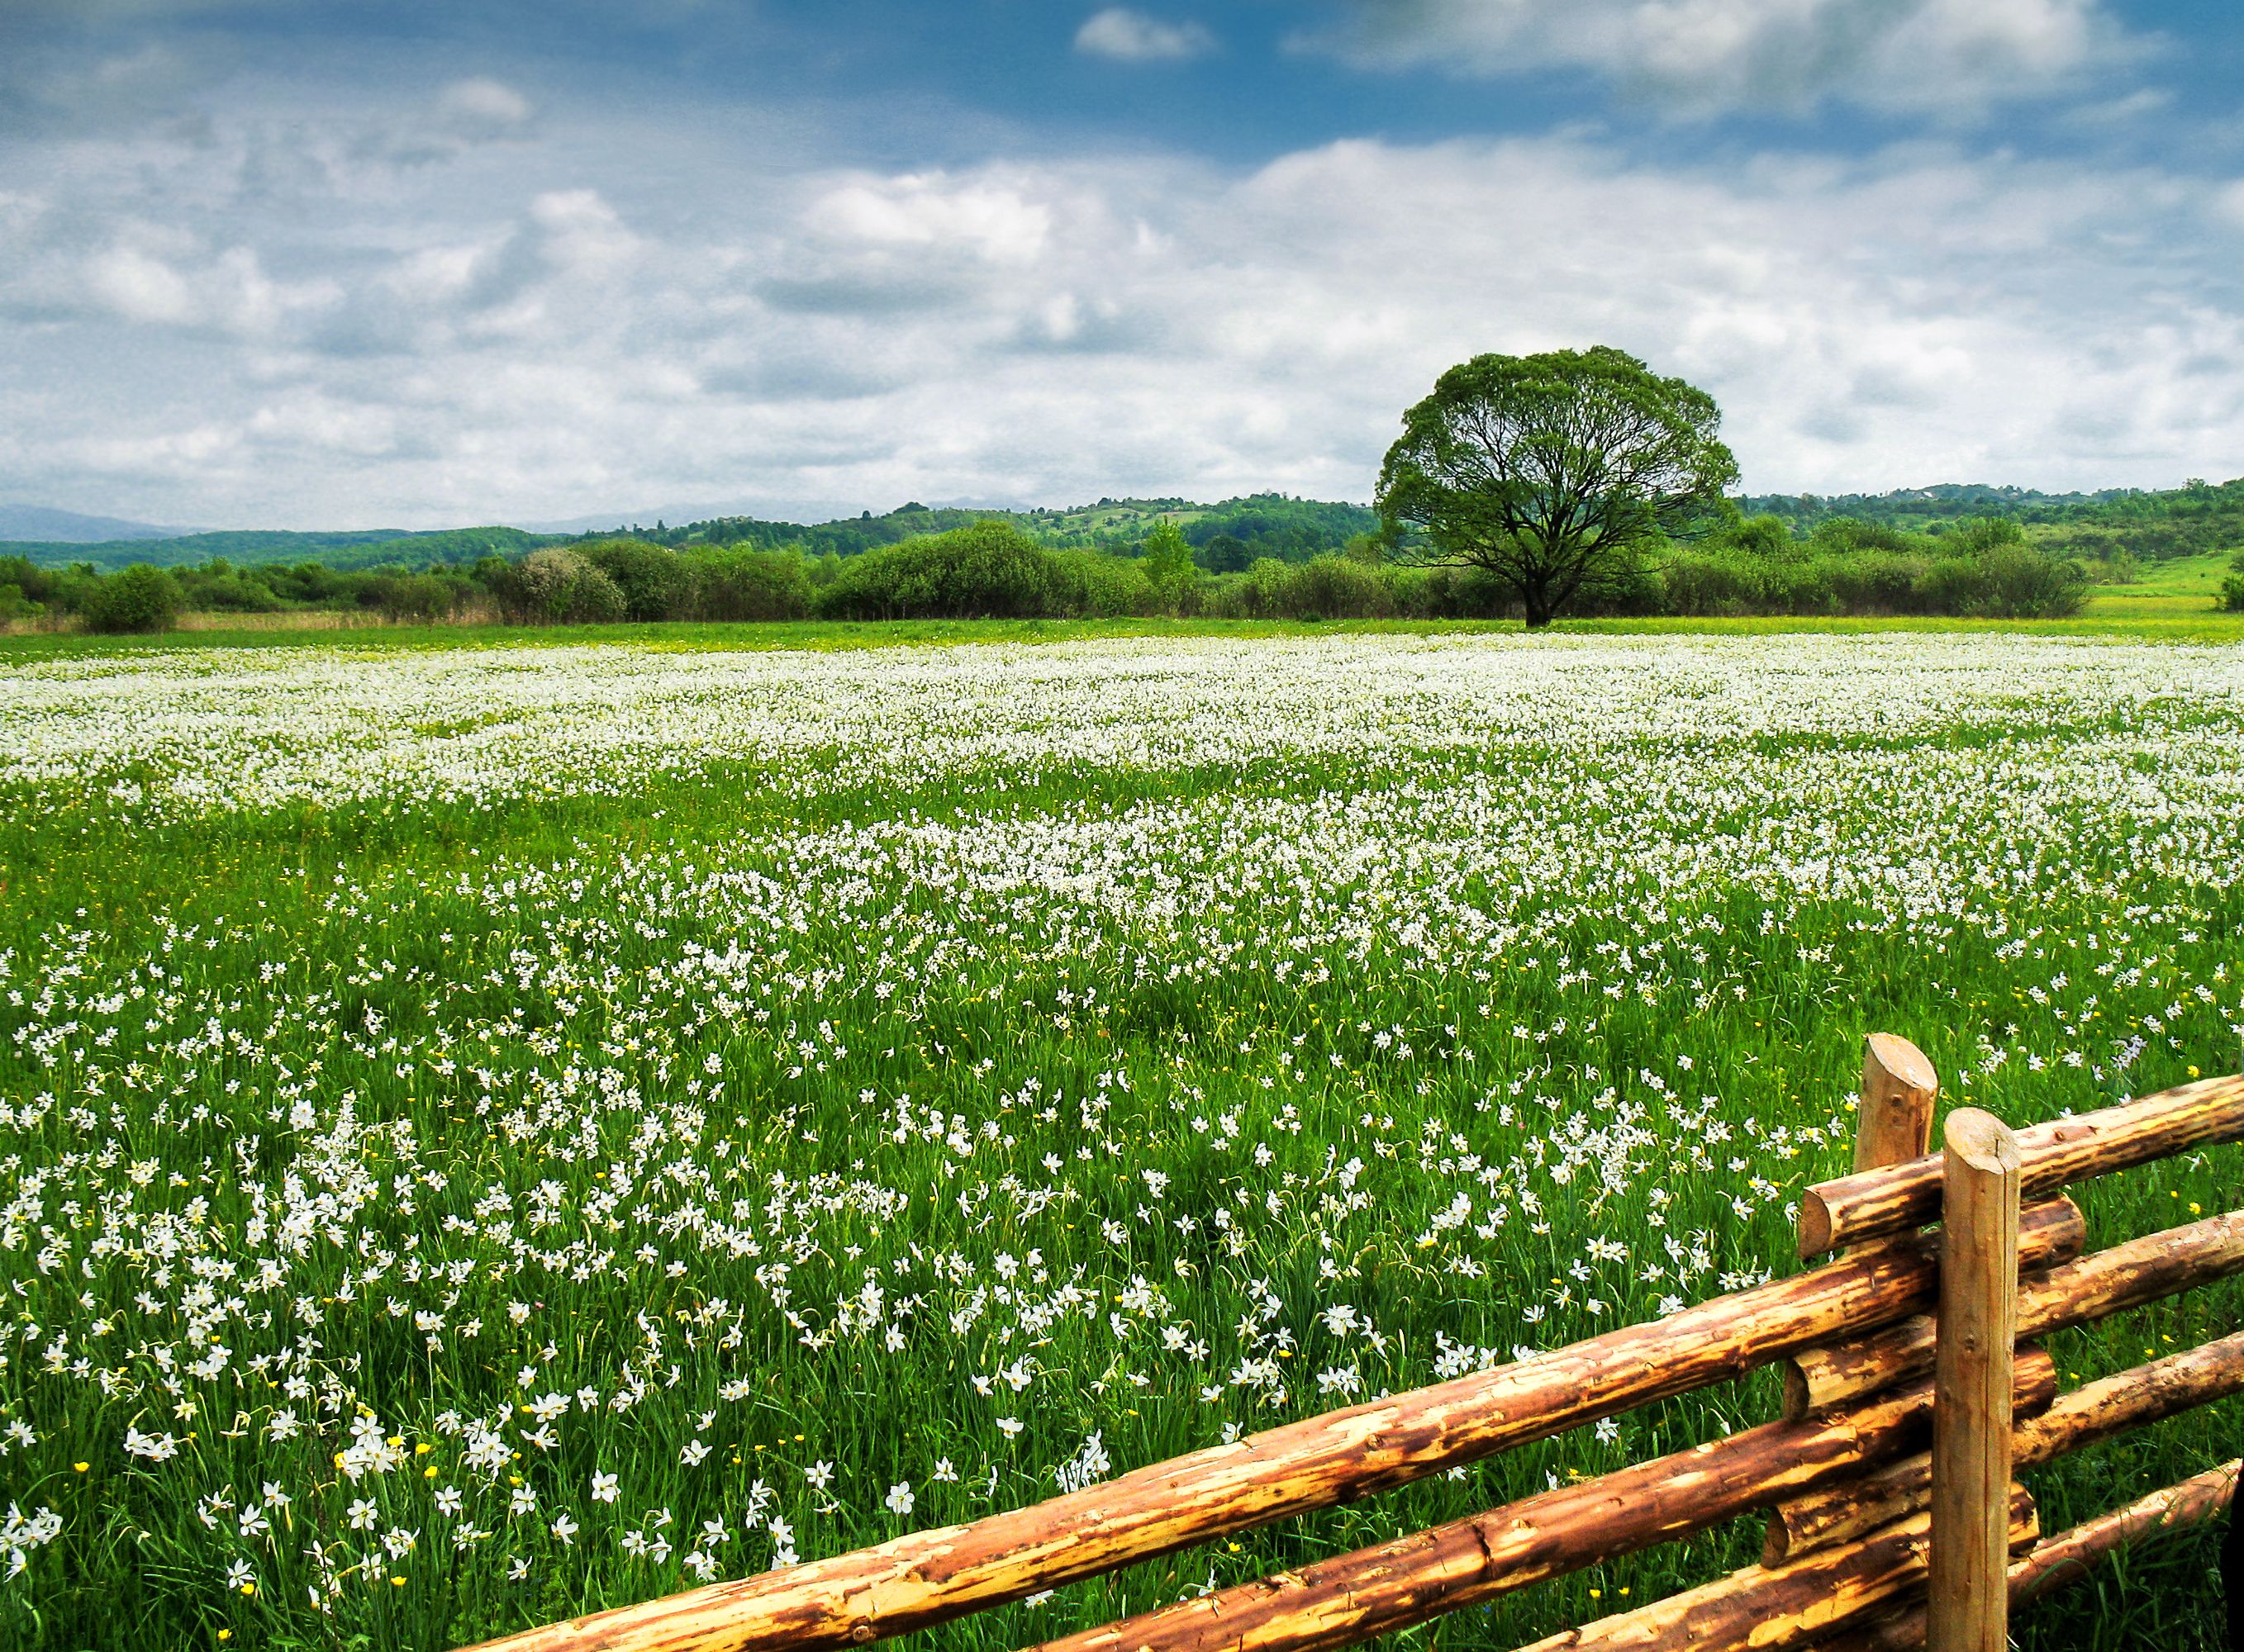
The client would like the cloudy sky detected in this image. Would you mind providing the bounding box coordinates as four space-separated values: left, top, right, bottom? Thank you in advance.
3 0 2242 528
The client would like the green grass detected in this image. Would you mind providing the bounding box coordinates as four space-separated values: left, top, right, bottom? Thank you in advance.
0 629 2237 1650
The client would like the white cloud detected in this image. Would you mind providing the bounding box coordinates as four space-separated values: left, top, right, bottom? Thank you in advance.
1075 8 1215 64
1301 0 2137 116
79 240 340 336
5 90 2244 526
438 77 533 132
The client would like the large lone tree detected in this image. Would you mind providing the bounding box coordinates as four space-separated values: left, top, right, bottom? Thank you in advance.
1376 346 1738 628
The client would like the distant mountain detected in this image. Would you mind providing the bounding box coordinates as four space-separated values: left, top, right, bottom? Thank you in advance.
0 504 183 543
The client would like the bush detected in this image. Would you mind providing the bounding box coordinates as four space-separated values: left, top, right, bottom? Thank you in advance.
84 563 185 634
1052 548 1156 618
581 539 691 622
1284 556 1393 620
369 573 462 624
684 548 814 621
183 572 285 614
2218 573 2244 613
1917 544 2085 619
502 548 626 624
818 522 1076 620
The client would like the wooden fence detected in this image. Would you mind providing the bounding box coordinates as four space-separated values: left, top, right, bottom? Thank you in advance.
466 1036 2244 1652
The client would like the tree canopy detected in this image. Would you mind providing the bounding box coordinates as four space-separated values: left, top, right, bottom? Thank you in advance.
1376 346 1738 627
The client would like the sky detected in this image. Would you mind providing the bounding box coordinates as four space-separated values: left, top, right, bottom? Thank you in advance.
2 1 2243 529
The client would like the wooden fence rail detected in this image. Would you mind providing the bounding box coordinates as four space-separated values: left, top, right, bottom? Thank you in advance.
464 1042 2244 1652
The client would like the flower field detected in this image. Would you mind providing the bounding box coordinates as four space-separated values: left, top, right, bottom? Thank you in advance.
2 631 2241 1650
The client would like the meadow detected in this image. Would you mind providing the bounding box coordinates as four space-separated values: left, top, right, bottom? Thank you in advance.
1 629 2240 1650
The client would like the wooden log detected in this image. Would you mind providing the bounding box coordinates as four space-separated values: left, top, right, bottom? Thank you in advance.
1804 1460 2241 1652
1853 1034 1938 1179
1506 1488 2037 1652
1760 1035 1942 1563
1029 1356 2056 1652
1780 1199 2081 1420
1768 1328 2244 1561
1783 1206 2244 1414
462 1209 2084 1652
1925 1109 2019 1652
1798 1071 2244 1257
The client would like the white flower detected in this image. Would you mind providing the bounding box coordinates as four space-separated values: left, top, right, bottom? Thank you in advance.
884 1483 915 1517
591 1472 619 1503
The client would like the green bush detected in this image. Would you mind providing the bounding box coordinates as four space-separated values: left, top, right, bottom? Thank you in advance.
183 572 286 613
1284 556 1394 620
1917 544 2085 619
369 573 463 624
581 539 691 621
501 548 626 624
84 563 185 634
818 522 1077 620
684 547 814 621
1052 547 1156 618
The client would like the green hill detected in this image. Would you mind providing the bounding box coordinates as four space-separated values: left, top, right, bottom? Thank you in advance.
1 525 555 574
1739 477 2244 563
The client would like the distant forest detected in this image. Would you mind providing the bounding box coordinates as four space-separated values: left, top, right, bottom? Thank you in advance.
0 495 1382 576
7 477 2243 577
6 476 2243 633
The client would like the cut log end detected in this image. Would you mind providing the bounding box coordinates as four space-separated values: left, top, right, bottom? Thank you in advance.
1864 1034 1938 1106
1941 1107 2023 1176
1799 1190 1838 1258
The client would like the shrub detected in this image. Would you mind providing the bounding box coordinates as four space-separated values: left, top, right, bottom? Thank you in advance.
503 548 627 624
580 539 691 622
817 523 1074 620
369 573 462 624
684 548 814 621
84 563 184 634
1284 556 1393 620
1053 548 1156 618
1917 544 2085 619
184 572 285 614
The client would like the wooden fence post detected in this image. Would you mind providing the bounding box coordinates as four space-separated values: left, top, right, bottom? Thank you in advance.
1926 1108 2021 1652
1854 1034 1938 1184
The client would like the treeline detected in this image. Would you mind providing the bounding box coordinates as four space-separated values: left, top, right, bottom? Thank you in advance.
600 492 1383 566
7 513 2099 634
1742 475 2244 566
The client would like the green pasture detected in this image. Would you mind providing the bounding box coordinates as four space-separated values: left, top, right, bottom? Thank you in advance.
0 630 2237 1650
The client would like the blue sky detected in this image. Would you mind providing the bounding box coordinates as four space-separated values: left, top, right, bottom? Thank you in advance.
3 0 2242 527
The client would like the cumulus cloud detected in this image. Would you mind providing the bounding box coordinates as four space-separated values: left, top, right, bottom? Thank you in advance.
1300 0 2137 116
3 85 2243 525
1075 8 1216 64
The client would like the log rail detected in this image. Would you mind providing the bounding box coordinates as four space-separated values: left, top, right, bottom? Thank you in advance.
462 1045 2244 1652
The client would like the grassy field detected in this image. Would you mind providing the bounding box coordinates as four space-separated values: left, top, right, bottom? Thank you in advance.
0 630 2239 1650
